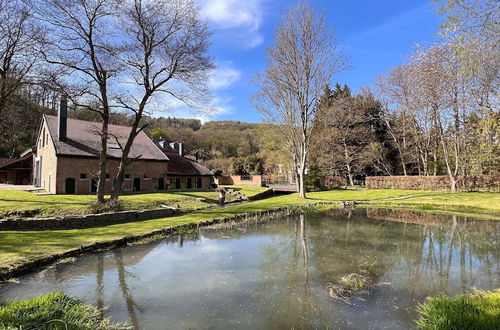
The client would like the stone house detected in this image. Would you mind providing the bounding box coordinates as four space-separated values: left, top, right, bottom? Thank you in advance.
34 100 213 194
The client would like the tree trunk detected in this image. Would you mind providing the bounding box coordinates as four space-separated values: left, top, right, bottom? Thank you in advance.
109 122 140 202
298 167 306 199
96 119 108 204
348 173 354 186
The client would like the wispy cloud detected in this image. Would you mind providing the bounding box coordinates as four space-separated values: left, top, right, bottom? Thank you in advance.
198 0 265 48
208 62 242 90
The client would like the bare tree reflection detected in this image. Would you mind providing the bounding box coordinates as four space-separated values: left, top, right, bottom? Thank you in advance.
114 249 141 330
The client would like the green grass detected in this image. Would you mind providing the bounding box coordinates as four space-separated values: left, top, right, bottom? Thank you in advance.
416 288 500 330
0 189 498 276
0 292 123 329
0 190 231 218
220 185 270 197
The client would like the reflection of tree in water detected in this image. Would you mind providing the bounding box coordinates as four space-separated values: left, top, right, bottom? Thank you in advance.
96 254 104 310
113 249 142 330
253 213 328 328
254 208 498 327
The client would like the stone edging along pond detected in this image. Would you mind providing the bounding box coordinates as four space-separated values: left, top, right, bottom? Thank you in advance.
0 201 335 281
0 208 183 231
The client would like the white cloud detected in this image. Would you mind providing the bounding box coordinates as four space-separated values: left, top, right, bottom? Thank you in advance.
209 63 242 90
198 0 265 48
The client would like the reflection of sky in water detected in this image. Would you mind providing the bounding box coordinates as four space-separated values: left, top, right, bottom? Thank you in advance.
0 209 498 329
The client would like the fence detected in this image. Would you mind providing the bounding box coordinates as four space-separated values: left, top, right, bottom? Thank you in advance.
366 175 500 192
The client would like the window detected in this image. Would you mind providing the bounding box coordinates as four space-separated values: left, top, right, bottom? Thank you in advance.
106 173 110 179
125 173 131 179
187 178 192 189
107 143 121 149
196 178 202 189
80 173 87 179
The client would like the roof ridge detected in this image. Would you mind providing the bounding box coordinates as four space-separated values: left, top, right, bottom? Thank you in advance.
44 114 136 130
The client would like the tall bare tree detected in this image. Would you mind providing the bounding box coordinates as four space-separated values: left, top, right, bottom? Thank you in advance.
34 0 121 203
252 2 346 198
108 0 214 203
0 0 41 141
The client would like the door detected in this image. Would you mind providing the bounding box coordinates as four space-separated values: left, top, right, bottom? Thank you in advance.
158 177 165 190
91 178 98 193
196 177 202 189
175 178 181 189
133 178 141 192
65 178 76 194
187 178 192 189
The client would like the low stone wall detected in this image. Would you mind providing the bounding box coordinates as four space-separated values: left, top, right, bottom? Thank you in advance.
0 208 182 231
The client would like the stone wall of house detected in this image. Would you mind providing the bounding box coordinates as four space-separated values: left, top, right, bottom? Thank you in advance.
36 121 58 193
56 157 169 194
0 208 182 231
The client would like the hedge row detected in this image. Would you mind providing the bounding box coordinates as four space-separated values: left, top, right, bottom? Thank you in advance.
366 175 500 192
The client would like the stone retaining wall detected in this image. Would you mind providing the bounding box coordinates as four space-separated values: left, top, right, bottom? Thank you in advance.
0 208 182 231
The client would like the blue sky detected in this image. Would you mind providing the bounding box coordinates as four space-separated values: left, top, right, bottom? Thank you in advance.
168 0 443 123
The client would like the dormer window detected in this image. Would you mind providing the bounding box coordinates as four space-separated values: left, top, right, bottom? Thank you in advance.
107 143 120 149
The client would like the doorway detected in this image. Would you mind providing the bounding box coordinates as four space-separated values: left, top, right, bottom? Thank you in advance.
133 178 141 192
65 178 76 194
158 177 165 190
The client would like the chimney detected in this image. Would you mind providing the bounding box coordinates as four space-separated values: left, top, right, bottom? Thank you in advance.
58 95 68 141
178 142 183 156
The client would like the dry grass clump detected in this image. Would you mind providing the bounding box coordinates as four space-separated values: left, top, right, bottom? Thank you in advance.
325 262 389 304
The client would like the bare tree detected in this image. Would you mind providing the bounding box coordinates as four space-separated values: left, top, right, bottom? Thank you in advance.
34 0 121 203
108 0 214 203
252 2 346 198
0 0 41 136
435 0 500 42
411 44 468 191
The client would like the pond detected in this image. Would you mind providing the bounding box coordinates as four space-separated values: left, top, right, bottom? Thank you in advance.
0 208 498 329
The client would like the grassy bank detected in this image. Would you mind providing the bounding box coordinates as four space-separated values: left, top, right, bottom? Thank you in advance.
0 189 498 278
0 292 122 329
0 189 264 218
416 288 500 329
221 185 270 197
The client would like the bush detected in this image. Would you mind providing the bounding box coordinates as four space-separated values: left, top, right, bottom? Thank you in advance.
416 288 500 330
0 292 123 329
304 166 325 191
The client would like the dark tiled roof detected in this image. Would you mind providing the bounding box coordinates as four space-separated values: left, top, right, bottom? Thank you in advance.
152 138 212 176
44 115 168 161
0 158 15 166
165 153 213 176
0 153 32 169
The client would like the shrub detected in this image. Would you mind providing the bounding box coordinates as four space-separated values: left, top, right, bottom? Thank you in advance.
0 292 124 329
416 288 500 330
304 166 325 191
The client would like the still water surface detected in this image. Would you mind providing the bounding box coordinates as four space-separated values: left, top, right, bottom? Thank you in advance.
0 208 498 329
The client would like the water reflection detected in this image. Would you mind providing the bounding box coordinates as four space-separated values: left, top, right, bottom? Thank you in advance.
0 209 498 329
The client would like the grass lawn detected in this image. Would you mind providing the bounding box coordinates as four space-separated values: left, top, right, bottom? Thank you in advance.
0 189 499 277
221 185 270 197
0 190 236 218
